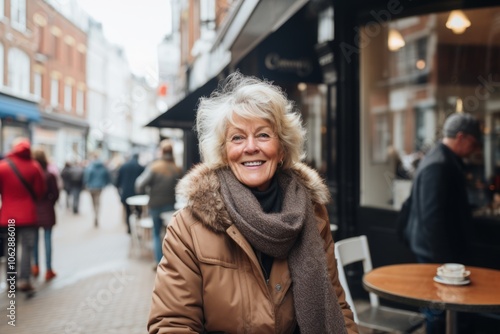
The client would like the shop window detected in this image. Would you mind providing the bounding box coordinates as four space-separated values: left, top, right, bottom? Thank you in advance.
360 6 500 217
7 47 30 95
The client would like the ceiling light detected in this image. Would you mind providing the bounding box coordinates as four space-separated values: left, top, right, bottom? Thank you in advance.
446 10 471 34
388 29 405 51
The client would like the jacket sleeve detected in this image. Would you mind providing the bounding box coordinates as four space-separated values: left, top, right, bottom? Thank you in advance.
416 164 452 261
316 204 359 334
48 173 60 204
148 210 204 334
135 167 153 195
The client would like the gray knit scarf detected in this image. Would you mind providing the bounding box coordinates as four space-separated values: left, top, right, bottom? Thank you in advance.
217 168 347 334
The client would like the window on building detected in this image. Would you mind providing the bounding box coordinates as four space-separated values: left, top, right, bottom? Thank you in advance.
64 84 72 111
50 78 59 107
34 72 42 98
7 47 30 95
76 88 84 115
200 0 216 39
318 6 334 43
360 6 499 218
10 0 26 30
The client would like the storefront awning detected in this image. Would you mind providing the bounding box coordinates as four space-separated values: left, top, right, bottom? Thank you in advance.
0 93 40 122
145 77 219 129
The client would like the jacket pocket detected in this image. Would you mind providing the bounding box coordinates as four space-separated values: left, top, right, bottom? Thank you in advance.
192 224 238 268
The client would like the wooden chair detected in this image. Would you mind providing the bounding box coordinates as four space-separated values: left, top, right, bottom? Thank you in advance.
335 235 425 333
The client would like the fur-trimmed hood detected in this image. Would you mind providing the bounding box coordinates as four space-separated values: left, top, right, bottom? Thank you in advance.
175 162 331 233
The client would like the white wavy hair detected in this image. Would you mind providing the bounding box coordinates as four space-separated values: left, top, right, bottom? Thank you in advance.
195 72 306 169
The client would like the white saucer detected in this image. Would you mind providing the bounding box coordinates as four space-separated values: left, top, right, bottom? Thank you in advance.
433 275 470 286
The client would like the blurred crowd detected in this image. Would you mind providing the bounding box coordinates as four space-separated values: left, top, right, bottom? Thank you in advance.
0 137 167 294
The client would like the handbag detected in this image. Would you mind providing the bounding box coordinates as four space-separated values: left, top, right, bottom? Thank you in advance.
5 158 37 201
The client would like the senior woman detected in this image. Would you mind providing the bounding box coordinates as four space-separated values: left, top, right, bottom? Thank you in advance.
148 72 358 334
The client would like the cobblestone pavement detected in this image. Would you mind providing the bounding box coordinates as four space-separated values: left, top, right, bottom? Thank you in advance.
0 187 156 334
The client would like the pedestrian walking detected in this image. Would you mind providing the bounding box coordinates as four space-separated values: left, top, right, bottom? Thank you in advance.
148 72 358 333
31 148 59 281
84 152 111 227
115 152 145 234
67 162 85 214
0 138 46 292
136 140 182 264
60 162 72 210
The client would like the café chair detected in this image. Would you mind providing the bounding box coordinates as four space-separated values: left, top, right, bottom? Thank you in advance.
335 235 425 333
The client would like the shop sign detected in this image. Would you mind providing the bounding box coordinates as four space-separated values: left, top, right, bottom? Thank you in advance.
264 53 313 77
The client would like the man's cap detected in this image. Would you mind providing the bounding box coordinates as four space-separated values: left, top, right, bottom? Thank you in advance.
443 113 482 142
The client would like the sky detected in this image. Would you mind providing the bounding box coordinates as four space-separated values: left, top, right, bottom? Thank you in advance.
76 0 172 76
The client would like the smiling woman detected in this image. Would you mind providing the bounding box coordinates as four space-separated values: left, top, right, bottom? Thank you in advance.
147 72 359 334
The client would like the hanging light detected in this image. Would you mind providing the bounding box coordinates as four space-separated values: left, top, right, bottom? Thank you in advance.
446 10 471 34
388 29 405 51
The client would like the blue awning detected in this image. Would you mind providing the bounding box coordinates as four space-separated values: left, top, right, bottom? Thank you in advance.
0 93 40 122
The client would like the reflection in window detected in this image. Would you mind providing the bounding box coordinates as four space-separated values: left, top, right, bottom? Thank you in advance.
360 6 500 217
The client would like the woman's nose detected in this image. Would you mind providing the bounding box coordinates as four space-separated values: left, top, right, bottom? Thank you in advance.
243 136 259 153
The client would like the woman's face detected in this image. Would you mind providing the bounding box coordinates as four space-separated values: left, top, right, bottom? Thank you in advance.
225 115 283 191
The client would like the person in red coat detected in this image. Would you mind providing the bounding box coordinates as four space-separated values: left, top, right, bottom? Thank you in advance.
32 148 59 281
0 138 46 292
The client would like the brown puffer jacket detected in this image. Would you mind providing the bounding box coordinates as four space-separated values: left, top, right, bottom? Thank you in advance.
148 163 359 334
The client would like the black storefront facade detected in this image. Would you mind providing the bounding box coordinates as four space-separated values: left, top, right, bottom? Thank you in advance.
335 0 500 328
149 0 500 327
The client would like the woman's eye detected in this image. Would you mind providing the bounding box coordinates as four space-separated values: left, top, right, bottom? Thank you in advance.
231 135 245 143
256 133 271 141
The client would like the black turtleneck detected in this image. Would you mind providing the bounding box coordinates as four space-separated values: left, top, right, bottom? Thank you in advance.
250 176 283 281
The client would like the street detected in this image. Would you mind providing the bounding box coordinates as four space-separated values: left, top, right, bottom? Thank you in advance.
0 186 156 334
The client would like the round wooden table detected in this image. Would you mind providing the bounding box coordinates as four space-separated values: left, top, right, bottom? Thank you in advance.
363 263 500 334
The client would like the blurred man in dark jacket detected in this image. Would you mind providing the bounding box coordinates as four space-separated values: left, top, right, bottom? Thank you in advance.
115 153 144 234
404 113 482 334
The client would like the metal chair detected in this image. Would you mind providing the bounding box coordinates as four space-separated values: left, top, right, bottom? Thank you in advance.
335 235 425 333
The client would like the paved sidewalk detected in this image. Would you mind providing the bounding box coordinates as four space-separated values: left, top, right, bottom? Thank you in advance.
0 187 156 334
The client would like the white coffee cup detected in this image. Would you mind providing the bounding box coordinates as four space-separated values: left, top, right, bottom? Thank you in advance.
440 263 465 275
